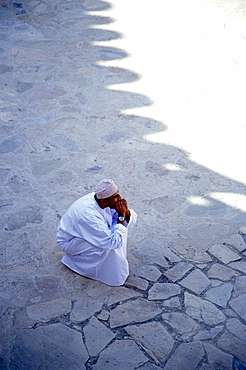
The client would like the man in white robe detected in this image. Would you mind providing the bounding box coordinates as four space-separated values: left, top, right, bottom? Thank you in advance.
56 179 137 286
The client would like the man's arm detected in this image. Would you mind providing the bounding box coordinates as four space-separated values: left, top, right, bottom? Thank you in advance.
115 199 130 225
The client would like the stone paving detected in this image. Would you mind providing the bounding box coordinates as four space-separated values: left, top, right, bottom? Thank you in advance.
1 0 246 369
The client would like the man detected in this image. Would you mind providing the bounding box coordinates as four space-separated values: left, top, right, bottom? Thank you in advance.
56 179 137 286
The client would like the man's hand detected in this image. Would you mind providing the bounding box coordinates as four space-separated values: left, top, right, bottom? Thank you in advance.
115 199 128 218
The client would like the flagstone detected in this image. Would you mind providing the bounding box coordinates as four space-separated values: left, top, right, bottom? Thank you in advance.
193 330 211 341
208 244 241 264
207 263 240 281
32 159 67 176
137 265 162 282
186 223 230 247
223 234 246 252
204 283 233 308
83 316 115 357
164 341 204 370
146 195 186 215
0 136 23 154
163 262 193 282
109 298 162 328
126 322 174 363
228 261 246 274
170 242 212 263
229 293 246 321
14 48 48 63
5 205 43 231
226 318 246 341
162 247 182 263
125 275 149 291
9 323 88 369
26 298 71 322
161 296 181 309
132 239 169 268
95 339 148 369
148 283 181 300
217 331 246 362
210 325 223 339
210 279 223 287
106 286 142 306
179 269 210 295
204 343 233 370
201 366 214 370
33 275 66 294
185 292 226 325
84 284 141 307
138 363 160 370
70 298 104 323
239 226 246 234
97 310 110 321
233 276 246 295
162 312 199 339
223 309 238 318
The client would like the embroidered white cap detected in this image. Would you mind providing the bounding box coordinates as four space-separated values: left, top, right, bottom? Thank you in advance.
95 179 118 199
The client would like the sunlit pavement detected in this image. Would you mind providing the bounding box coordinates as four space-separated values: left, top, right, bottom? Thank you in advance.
1 0 246 368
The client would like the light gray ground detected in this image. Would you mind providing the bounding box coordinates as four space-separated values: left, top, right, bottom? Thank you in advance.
0 0 246 369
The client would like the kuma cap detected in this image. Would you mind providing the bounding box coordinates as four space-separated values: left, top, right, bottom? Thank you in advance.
95 179 118 199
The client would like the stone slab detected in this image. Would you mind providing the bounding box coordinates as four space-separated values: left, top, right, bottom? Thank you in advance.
9 323 88 369
161 296 181 309
234 276 246 295
83 316 115 357
132 239 169 268
163 262 193 282
207 263 240 281
97 310 110 321
179 269 210 295
138 363 160 370
148 283 181 300
109 298 162 328
137 265 162 282
106 286 142 307
228 261 246 274
229 293 246 321
204 283 233 308
164 341 204 370
162 247 182 263
26 298 71 322
217 331 246 362
226 318 246 341
186 223 230 248
223 234 246 252
70 298 104 323
162 312 199 339
170 241 212 263
95 339 148 369
126 322 174 363
193 330 211 341
185 292 226 325
204 342 233 370
125 274 149 291
0 136 23 154
5 205 43 231
208 244 241 264
33 275 66 294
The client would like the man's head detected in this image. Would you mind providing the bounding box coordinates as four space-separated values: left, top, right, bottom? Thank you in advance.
95 179 121 209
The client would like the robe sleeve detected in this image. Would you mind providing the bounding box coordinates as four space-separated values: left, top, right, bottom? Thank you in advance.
73 213 128 250
125 209 137 229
